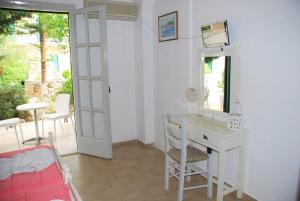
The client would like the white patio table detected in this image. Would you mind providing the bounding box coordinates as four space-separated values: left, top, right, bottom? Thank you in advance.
16 102 49 145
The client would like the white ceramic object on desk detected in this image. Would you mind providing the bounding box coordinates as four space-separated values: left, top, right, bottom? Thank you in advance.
226 101 243 130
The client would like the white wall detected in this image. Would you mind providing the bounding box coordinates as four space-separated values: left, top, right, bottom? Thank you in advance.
134 0 156 144
134 0 146 143
153 0 300 201
153 0 193 148
107 20 137 143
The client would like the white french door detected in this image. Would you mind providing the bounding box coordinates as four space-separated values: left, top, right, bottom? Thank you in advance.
70 6 112 159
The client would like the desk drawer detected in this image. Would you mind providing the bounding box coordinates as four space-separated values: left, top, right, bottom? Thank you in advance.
189 128 221 150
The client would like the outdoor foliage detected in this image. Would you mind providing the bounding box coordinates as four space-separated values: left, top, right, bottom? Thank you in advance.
0 10 31 36
17 13 69 83
0 84 28 120
57 70 73 104
18 13 69 42
0 38 28 85
0 38 29 119
0 10 71 119
37 13 69 42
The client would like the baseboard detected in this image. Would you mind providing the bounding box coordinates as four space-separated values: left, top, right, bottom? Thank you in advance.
137 140 154 148
112 139 138 147
61 140 152 151
112 139 154 148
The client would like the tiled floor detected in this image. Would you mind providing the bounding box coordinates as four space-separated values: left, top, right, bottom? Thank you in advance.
62 143 256 201
0 119 77 154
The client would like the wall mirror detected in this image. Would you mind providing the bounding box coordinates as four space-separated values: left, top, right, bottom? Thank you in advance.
197 47 238 119
201 20 229 48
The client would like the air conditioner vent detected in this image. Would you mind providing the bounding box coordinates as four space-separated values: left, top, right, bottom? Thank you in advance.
85 0 138 21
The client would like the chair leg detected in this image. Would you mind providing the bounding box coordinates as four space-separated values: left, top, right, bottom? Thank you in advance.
177 161 186 201
14 126 20 149
70 116 75 131
186 164 192 182
207 154 213 198
19 123 24 143
59 119 63 134
42 119 45 137
164 155 170 190
53 120 57 141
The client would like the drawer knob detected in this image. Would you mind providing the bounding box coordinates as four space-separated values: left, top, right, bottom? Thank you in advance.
203 134 208 140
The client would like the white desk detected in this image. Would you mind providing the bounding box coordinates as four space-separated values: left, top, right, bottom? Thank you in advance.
183 114 247 201
17 102 49 145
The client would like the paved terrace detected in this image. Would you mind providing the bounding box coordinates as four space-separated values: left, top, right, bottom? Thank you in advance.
0 118 77 154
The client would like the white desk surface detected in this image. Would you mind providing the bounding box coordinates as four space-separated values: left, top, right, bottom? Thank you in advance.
183 113 247 137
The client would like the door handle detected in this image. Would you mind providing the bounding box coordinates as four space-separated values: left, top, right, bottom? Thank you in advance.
203 134 208 140
109 86 111 93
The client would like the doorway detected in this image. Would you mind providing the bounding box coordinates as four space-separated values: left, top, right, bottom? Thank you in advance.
0 3 114 159
0 8 77 155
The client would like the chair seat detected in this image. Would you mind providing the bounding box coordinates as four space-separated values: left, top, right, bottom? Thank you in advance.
0 118 20 127
168 146 208 163
42 113 69 120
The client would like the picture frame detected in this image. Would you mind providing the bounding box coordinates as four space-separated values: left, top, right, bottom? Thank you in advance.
158 11 178 42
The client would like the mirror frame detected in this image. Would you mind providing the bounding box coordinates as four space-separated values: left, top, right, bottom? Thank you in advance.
197 46 238 121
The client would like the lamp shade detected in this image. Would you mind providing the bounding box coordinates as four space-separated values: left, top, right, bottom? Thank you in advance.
185 88 199 103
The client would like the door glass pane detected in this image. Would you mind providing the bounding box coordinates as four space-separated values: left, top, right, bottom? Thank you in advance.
90 47 102 76
91 80 103 109
77 47 88 76
88 11 101 43
93 112 105 140
75 14 86 44
79 80 90 108
80 111 93 137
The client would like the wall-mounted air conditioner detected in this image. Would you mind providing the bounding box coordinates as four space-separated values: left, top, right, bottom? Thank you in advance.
85 0 138 21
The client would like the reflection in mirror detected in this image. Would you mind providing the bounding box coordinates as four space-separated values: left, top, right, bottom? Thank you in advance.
201 21 229 48
203 56 230 113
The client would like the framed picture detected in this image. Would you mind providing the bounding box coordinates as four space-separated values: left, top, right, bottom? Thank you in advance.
158 11 178 42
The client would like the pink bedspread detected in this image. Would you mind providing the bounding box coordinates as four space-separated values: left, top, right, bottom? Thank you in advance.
0 146 71 201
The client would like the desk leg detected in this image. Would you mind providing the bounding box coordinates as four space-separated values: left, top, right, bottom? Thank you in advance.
237 144 246 198
207 153 213 198
33 110 40 146
217 150 225 201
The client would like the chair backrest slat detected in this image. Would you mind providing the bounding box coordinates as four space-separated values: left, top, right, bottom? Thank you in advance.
163 113 188 153
56 94 71 115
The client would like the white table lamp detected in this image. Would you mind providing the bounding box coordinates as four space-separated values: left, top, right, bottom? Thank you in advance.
185 88 200 103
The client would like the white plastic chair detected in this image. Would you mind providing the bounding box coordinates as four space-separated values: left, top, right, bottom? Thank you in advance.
0 118 24 148
163 114 212 201
42 94 75 140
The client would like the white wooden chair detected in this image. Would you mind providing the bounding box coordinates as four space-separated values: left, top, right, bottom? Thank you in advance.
163 114 212 201
0 118 24 148
42 94 75 140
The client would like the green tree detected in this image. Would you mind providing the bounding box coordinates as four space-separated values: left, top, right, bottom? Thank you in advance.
0 9 31 35
0 38 28 85
0 38 29 120
0 84 28 120
17 13 69 83
57 70 73 104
